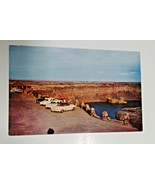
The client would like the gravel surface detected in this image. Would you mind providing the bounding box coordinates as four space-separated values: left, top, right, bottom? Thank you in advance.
9 94 138 135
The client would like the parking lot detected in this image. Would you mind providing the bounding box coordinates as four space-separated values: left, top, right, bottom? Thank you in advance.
9 93 137 135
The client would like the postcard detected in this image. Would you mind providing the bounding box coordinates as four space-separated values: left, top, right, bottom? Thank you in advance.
9 45 142 135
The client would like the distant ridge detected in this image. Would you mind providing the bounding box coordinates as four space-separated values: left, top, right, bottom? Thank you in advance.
9 79 141 84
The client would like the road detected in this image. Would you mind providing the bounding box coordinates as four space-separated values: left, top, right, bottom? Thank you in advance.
9 93 138 135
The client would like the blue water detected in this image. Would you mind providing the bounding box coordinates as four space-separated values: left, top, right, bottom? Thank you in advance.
86 101 141 120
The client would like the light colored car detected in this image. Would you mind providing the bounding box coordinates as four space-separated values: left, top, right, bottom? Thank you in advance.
51 103 76 113
45 99 62 109
40 98 55 106
10 88 23 93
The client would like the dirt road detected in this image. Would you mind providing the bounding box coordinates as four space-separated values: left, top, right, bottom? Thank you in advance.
9 94 138 135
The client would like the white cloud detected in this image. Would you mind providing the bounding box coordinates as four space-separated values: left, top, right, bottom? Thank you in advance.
119 73 129 76
119 72 138 76
129 72 137 75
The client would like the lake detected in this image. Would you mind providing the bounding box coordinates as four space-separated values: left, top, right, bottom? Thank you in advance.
86 101 141 120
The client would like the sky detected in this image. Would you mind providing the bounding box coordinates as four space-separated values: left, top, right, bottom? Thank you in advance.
9 45 141 82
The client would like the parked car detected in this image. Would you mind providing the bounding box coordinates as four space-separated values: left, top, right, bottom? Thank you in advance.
45 99 63 109
35 96 49 103
51 103 76 113
10 88 23 93
40 98 55 106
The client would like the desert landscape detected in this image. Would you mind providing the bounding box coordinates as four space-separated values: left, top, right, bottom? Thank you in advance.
9 80 142 135
9 80 141 102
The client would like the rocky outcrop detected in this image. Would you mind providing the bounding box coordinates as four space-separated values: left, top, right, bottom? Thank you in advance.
85 104 91 111
90 108 101 119
121 108 138 112
80 102 101 119
80 101 85 108
115 111 131 125
115 108 142 130
102 111 111 121
107 97 127 104
13 80 141 103
75 99 79 106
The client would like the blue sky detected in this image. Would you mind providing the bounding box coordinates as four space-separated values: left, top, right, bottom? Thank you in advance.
9 45 141 82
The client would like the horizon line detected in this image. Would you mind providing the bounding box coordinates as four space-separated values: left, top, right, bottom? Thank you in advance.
9 79 141 83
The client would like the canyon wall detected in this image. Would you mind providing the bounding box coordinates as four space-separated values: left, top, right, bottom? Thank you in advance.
9 81 142 103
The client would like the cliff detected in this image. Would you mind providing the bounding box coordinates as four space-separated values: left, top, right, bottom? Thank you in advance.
9 80 142 103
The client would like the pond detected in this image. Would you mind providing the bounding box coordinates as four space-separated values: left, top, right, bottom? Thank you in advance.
86 101 141 120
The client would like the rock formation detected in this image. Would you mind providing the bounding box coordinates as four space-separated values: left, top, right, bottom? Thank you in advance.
85 104 90 111
80 101 85 108
115 108 142 130
90 108 101 119
102 111 111 121
12 80 141 103
107 97 127 104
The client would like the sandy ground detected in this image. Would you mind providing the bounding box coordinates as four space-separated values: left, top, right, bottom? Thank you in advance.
9 93 138 135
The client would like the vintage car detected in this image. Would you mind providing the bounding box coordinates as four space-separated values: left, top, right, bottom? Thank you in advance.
51 103 76 113
10 88 23 93
45 99 62 109
40 98 55 106
35 96 49 103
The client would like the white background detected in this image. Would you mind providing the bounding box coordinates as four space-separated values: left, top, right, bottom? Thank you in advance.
0 1 155 185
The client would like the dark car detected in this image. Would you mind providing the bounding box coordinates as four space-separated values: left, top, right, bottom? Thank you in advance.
35 96 49 103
